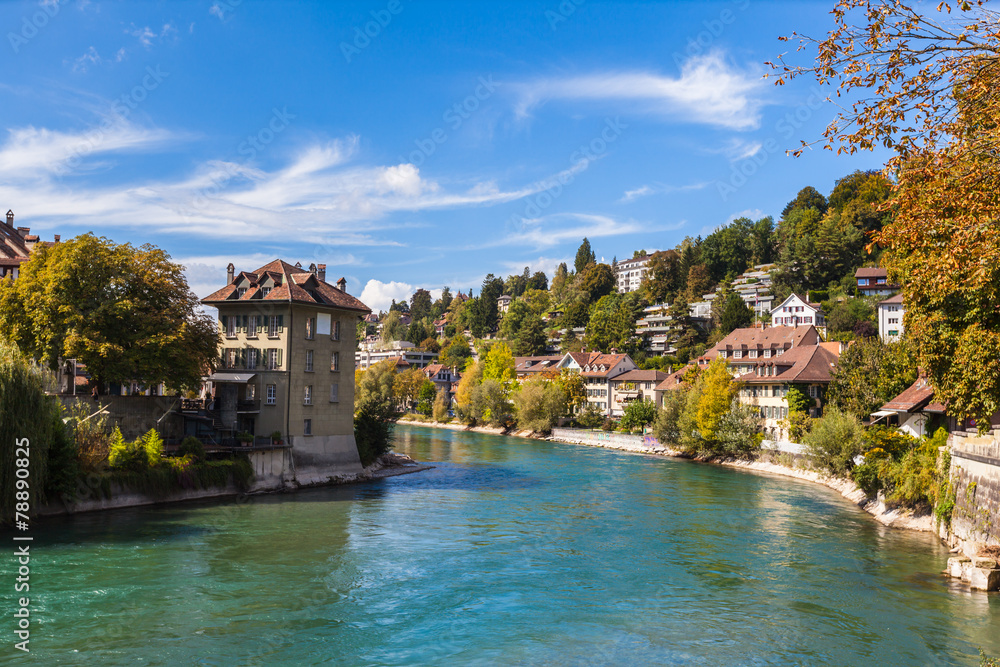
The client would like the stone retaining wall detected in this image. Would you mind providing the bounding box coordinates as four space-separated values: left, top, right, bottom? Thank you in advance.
949 433 1000 551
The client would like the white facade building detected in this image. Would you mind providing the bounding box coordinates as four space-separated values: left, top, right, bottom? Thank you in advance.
770 293 826 329
615 255 652 293
877 294 904 341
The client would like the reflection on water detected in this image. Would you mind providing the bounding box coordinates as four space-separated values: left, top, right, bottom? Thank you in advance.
6 424 998 666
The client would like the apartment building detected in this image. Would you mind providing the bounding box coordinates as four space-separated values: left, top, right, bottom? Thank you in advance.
877 294 905 341
614 255 651 293
609 369 669 417
202 259 370 478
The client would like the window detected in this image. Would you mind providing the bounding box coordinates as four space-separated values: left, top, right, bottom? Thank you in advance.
331 351 340 372
804 317 812 324
749 350 758 359
734 350 742 359
247 348 258 370
889 318 899 324
238 287 247 298
330 383 339 403
268 315 282 338
226 316 237 338
858 278 869 286
267 349 281 370
889 330 899 337
248 315 258 338
266 384 276 405
764 350 771 358
303 419 312 436
247 384 256 400
809 386 818 398
877 278 886 284
262 286 271 296
304 385 312 405
305 350 314 372
332 319 341 341
306 317 315 340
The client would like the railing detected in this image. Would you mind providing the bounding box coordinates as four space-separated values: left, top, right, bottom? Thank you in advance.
236 399 261 412
180 398 206 412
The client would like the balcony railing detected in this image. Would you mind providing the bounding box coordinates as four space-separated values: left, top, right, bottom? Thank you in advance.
236 399 261 412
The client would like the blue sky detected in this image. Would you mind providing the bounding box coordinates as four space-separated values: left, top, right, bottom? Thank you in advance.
0 0 890 311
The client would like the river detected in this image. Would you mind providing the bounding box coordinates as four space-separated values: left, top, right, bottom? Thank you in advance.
9 424 1000 665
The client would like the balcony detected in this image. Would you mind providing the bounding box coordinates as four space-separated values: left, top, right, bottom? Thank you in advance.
237 399 261 412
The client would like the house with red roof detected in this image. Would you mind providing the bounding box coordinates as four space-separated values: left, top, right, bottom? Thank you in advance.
734 344 840 442
0 210 61 279
855 267 899 298
201 259 371 481
577 352 638 417
769 294 826 330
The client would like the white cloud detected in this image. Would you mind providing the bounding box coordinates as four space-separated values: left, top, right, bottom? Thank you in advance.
72 46 102 73
500 256 567 278
0 119 569 245
513 52 767 130
726 209 765 224
128 23 175 48
619 181 708 203
360 280 414 313
478 212 679 250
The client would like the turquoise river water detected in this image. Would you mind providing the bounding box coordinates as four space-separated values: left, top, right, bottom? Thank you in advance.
5 424 1000 665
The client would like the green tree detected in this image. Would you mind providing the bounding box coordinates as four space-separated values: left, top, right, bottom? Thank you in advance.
0 234 217 391
432 388 450 422
827 298 875 336
643 250 682 304
512 378 568 433
0 340 70 521
620 399 657 430
479 274 505 332
803 407 865 476
827 338 918 420
715 400 763 456
472 379 513 426
354 360 400 465
653 387 689 445
577 263 616 305
718 291 753 335
440 336 472 370
410 288 433 322
585 293 642 354
574 237 596 273
380 310 407 344
781 186 828 218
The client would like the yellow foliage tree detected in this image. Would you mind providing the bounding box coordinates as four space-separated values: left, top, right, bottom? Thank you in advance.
696 357 736 443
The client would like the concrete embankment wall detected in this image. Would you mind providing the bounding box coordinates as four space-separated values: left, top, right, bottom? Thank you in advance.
949 433 1000 550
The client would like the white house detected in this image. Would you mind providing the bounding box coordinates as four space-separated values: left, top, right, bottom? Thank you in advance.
877 294 904 341
497 294 513 314
614 255 652 293
770 293 826 329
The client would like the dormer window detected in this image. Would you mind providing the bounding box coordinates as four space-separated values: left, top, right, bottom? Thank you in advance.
262 287 271 297
238 287 247 298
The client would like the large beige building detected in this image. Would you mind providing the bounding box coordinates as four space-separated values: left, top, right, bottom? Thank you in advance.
202 259 371 480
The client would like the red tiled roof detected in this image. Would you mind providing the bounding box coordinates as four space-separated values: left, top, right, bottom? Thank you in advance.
424 364 446 377
855 267 888 278
655 365 695 391
580 353 631 377
611 369 669 383
713 325 819 355
202 259 370 313
879 294 904 305
735 345 839 385
881 377 935 413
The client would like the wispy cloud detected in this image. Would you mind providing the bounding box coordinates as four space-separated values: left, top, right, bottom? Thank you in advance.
71 46 103 73
128 23 176 48
619 181 709 203
512 52 766 130
475 212 678 251
0 118 574 246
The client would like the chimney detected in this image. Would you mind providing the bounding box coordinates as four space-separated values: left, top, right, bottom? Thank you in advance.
317 264 326 281
17 227 28 238
294 261 302 270
336 277 347 293
5 210 12 226
226 262 235 285
308 262 317 275
54 235 60 243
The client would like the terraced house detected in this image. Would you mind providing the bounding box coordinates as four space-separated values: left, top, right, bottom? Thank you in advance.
202 259 371 481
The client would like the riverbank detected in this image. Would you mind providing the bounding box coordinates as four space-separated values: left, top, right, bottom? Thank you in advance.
38 452 433 519
397 418 935 534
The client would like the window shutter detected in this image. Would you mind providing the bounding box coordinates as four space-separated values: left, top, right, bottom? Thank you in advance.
242 315 248 332
330 383 339 402
221 315 228 329
278 314 284 331
277 349 283 368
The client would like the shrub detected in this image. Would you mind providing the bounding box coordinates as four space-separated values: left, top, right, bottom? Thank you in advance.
108 427 148 472
803 408 865 475
178 437 206 460
577 403 604 429
138 429 164 466
66 400 110 471
620 399 657 431
600 418 616 432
